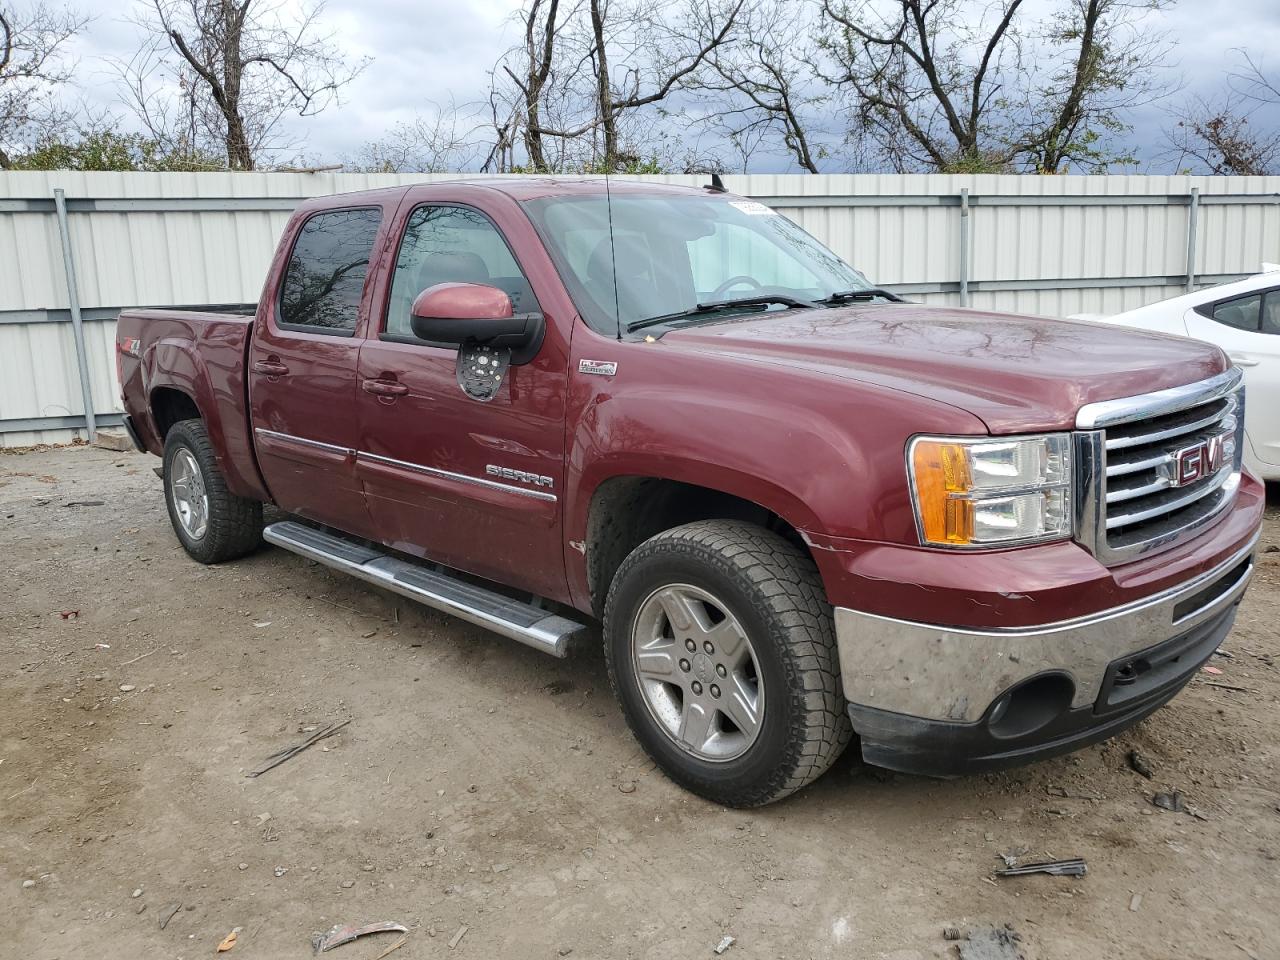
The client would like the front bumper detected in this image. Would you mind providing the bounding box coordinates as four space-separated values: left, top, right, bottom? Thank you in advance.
835 533 1257 777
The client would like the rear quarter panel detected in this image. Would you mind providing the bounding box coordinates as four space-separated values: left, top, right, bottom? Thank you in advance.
118 309 270 501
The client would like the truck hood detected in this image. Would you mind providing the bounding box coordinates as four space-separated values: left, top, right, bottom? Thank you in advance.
661 304 1228 433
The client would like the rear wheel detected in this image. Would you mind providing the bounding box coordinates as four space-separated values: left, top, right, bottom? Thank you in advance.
604 520 852 807
163 419 262 564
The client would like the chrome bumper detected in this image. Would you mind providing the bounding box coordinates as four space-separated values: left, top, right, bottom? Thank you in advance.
834 534 1257 724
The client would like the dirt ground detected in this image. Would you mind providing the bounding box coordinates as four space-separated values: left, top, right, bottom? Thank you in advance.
2 444 1278 960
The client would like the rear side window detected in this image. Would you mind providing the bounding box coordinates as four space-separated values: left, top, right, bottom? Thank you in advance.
279 208 383 333
1210 293 1261 332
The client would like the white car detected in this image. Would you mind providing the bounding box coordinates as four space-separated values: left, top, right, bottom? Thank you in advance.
1073 266 1280 481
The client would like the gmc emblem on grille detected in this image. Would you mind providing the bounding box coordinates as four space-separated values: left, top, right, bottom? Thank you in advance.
1171 432 1229 487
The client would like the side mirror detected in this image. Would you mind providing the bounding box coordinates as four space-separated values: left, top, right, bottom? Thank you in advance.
409 282 543 363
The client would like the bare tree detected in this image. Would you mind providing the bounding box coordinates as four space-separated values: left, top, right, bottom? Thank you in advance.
695 0 826 172
351 100 485 173
125 0 368 170
816 0 1173 173
502 0 569 172
1232 49 1280 107
1166 95 1278 176
510 0 745 171
0 2 87 168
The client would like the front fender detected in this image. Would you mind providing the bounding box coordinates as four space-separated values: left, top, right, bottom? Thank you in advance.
561 338 987 611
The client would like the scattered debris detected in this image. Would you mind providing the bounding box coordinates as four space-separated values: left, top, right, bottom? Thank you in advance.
1129 893 1143 912
159 902 182 929
1047 785 1101 800
994 857 1087 878
119 647 159 666
131 887 143 898
1202 665 1224 676
246 719 352 778
339 880 355 889
943 927 964 941
216 929 238 952
1127 750 1154 779
59 610 79 620
119 684 136 693
448 924 469 949
372 935 408 960
713 934 736 954
618 781 637 794
951 925 1024 960
1152 791 1210 820
997 845 1029 868
313 921 409 954
94 643 111 650
274 866 288 878
21 879 35 889
253 621 273 628
63 500 105 508
1201 681 1251 693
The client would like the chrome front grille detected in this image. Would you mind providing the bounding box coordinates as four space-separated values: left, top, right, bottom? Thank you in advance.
1074 368 1246 565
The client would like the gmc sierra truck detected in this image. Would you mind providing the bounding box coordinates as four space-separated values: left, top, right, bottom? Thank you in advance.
116 179 1264 807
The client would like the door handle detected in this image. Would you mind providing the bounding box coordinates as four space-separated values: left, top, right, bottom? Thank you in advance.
1229 356 1260 367
362 378 409 397
253 359 290 376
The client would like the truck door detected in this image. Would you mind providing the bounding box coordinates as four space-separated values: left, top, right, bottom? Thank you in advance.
248 206 383 536
354 202 570 600
1184 285 1280 467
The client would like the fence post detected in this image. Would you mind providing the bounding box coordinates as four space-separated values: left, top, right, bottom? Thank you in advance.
53 187 96 442
959 187 971 307
1184 186 1200 293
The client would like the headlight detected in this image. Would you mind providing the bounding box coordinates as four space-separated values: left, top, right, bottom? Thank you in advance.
909 434 1072 547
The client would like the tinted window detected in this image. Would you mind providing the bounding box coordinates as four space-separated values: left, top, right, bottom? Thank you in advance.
1211 293 1261 332
279 208 382 332
1263 291 1280 335
385 205 537 338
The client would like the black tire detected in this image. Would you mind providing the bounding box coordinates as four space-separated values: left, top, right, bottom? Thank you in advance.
162 418 262 564
604 520 852 807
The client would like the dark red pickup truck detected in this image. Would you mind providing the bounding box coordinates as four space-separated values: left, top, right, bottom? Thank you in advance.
116 179 1263 806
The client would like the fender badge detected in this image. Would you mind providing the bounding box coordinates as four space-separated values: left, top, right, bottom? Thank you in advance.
579 359 618 376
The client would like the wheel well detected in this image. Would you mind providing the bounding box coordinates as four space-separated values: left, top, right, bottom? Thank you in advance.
150 387 201 439
584 476 812 618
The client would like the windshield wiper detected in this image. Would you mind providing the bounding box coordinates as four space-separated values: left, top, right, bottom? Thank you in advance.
814 287 906 304
625 294 814 333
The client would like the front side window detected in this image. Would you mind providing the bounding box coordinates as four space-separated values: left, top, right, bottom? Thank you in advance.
279 208 382 333
521 194 872 335
384 205 538 338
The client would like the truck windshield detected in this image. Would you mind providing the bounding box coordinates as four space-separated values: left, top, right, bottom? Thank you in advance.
521 193 875 336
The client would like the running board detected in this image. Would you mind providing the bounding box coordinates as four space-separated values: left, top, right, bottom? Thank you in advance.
263 520 587 658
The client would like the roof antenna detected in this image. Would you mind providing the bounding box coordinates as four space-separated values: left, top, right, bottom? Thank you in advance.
707 173 726 193
604 170 622 341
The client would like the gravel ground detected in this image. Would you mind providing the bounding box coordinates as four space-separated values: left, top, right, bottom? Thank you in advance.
2 444 1278 960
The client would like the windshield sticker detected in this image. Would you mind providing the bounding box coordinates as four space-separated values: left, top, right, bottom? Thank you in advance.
728 200 776 216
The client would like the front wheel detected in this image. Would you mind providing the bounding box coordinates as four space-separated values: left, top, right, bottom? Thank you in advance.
604 520 852 807
163 418 262 564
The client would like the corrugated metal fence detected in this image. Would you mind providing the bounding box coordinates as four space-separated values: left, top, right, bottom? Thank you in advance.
2 170 1278 447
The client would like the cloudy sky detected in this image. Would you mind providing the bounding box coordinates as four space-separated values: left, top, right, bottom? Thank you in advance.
57 0 1280 172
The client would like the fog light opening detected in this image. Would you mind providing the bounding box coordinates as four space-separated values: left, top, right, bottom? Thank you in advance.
986 672 1075 740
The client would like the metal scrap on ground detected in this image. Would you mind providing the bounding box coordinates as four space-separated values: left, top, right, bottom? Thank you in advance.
994 857 1087 878
246 719 352 778
312 921 408 953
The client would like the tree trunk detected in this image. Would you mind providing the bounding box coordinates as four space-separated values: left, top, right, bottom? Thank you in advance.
589 0 617 170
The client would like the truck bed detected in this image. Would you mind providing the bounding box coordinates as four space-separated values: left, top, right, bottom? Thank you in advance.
116 305 268 501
